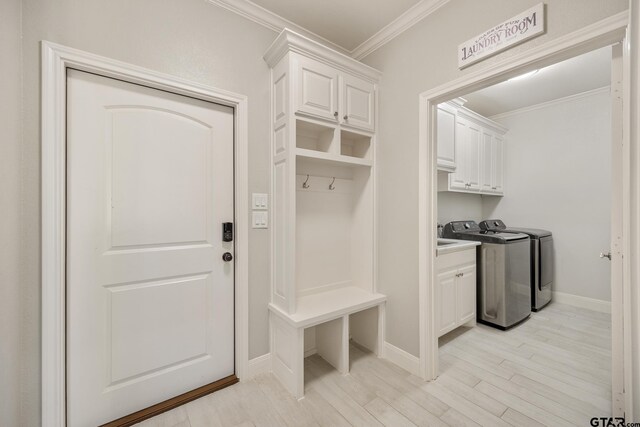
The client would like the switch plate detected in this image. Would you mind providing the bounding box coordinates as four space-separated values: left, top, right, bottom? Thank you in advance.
252 193 268 210
252 211 268 229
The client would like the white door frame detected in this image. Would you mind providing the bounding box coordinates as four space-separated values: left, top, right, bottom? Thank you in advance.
41 41 250 427
418 10 635 417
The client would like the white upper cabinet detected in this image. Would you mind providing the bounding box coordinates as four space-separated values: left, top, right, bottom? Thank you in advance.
293 54 376 131
493 135 505 193
449 115 481 192
480 130 494 193
341 73 375 132
439 101 506 196
296 56 339 122
437 103 456 171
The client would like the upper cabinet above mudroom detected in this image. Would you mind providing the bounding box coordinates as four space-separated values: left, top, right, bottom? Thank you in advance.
292 49 376 132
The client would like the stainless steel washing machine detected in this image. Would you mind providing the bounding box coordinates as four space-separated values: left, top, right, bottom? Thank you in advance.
480 219 553 311
443 221 531 329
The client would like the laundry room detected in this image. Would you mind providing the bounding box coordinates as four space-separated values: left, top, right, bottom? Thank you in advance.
433 45 616 424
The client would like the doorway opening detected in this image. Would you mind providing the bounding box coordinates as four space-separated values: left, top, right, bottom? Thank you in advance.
418 13 630 420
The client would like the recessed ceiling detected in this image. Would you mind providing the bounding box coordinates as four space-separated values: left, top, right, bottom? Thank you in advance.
249 0 420 51
462 46 612 117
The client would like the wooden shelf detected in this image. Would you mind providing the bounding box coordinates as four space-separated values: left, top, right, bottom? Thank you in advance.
296 148 372 167
269 286 386 329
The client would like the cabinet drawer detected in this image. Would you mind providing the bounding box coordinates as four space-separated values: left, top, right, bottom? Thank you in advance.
437 248 476 270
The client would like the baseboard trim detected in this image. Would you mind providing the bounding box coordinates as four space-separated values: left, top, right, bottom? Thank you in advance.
552 291 612 314
245 353 271 379
382 341 420 376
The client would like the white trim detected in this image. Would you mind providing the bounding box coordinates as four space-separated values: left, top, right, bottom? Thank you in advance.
41 41 250 426
351 0 450 60
382 341 421 376
489 86 611 120
205 0 350 56
418 11 631 409
245 353 272 379
551 291 612 314
304 348 318 358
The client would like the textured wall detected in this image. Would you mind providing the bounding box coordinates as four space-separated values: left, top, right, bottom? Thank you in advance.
20 0 276 423
0 0 22 424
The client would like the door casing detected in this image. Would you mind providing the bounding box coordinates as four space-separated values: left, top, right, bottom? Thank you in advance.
418 10 634 418
41 41 250 427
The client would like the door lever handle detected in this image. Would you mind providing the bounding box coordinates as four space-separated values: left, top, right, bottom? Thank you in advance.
599 251 612 260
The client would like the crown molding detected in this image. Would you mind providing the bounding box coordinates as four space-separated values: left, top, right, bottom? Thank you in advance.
489 86 611 120
207 0 450 61
206 0 350 56
264 29 382 82
350 0 450 60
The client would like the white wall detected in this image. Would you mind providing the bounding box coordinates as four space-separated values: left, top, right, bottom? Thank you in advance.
18 0 276 423
0 0 22 424
437 189 483 224
361 0 627 357
483 88 612 301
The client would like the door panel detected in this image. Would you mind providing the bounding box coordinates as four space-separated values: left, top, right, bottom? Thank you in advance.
66 69 235 426
493 135 504 194
480 131 493 193
436 104 456 170
450 118 468 190
437 269 458 336
457 265 476 324
466 123 481 191
296 56 338 121
341 74 374 131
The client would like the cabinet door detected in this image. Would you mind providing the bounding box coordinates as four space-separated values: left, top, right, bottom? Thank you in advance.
449 118 468 190
480 131 493 193
492 135 505 194
466 123 481 191
296 56 339 121
456 264 476 324
437 269 458 337
341 74 375 131
437 104 456 171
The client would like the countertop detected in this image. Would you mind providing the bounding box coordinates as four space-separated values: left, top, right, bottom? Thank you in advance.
437 238 481 256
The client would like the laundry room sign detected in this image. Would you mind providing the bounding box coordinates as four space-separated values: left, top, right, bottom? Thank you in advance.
458 3 545 69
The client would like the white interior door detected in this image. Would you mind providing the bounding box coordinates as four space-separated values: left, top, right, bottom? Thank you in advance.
66 69 235 426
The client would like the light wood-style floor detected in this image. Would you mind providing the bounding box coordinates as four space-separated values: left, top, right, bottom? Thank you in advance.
136 303 611 427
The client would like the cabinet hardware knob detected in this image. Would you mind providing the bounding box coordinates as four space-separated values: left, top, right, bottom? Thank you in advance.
343 115 348 121
334 111 338 118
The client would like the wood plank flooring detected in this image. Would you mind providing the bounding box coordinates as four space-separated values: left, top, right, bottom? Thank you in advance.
135 303 611 426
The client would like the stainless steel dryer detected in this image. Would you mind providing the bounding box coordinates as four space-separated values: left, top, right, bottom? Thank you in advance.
480 219 553 311
443 221 531 329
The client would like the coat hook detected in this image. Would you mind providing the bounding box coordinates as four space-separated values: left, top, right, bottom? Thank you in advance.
302 174 310 189
329 177 336 190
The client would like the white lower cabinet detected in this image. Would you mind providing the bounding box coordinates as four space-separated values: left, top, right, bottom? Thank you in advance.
437 248 477 337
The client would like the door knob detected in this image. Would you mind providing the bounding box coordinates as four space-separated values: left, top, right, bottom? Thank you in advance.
222 252 233 262
599 251 611 260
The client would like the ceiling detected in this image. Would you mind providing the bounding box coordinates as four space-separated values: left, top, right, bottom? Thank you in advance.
249 0 421 51
462 46 612 117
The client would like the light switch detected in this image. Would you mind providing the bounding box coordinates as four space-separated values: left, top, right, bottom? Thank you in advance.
252 193 268 210
252 211 268 229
